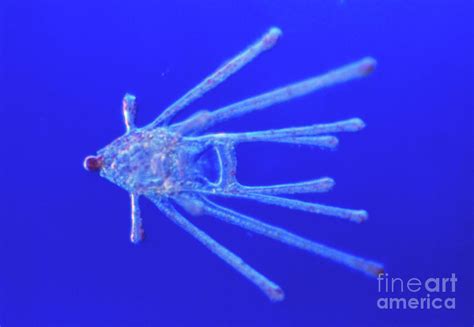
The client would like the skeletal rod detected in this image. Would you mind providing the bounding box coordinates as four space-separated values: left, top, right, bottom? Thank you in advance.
178 195 383 277
174 57 376 133
151 27 282 127
269 135 339 148
186 118 365 148
201 189 368 223
239 177 336 195
184 178 335 196
130 193 144 244
122 93 137 133
155 199 285 301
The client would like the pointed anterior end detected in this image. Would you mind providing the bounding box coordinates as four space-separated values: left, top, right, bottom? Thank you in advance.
83 155 103 172
358 57 377 76
262 27 282 49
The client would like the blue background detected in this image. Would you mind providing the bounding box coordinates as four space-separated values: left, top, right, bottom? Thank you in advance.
1 0 472 326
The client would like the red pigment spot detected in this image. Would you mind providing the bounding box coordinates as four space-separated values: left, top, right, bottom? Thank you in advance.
355 260 384 277
83 155 103 171
359 60 376 75
268 287 285 302
374 266 385 276
263 35 277 48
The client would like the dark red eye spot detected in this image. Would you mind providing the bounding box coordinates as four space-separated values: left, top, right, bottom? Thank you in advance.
83 155 103 171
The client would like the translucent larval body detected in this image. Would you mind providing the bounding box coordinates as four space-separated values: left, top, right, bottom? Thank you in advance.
98 128 195 194
84 27 383 301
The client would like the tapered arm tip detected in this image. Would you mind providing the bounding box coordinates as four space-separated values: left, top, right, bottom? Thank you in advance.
358 57 377 76
266 285 285 302
130 193 144 244
262 27 282 49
